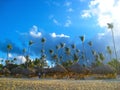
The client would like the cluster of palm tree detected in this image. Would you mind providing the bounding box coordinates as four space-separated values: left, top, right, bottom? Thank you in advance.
0 23 119 74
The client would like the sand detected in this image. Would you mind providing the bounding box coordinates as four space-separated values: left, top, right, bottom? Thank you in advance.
0 78 120 90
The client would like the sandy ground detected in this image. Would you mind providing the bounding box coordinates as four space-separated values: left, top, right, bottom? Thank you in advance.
0 78 120 90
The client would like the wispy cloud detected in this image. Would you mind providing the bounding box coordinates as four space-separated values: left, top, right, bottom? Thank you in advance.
53 19 61 26
49 14 54 19
50 32 70 38
30 25 42 38
65 1 72 7
97 33 105 39
81 10 91 18
67 8 74 12
64 19 72 27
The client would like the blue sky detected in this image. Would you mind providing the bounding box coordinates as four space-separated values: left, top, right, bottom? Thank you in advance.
0 0 120 63
0 0 99 40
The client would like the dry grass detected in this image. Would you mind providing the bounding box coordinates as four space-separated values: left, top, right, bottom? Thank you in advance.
0 78 120 90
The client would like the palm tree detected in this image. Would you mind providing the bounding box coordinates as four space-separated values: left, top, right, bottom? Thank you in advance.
76 49 80 54
107 23 118 72
56 45 60 54
88 41 92 46
79 36 87 66
23 48 26 56
49 49 54 55
49 49 54 67
106 46 112 60
65 47 71 61
59 42 66 61
88 41 94 65
6 44 12 61
99 52 105 64
26 40 33 68
28 40 34 55
71 44 76 49
41 37 46 56
60 42 65 48
52 54 58 64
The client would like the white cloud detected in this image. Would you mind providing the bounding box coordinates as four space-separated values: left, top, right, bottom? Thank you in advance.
8 53 12 58
81 0 120 36
64 19 72 27
53 19 61 26
81 10 91 18
50 32 70 38
14 56 26 65
30 25 42 38
97 33 105 39
67 8 74 12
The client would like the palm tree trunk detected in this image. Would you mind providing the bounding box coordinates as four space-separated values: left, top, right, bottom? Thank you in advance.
82 42 88 66
7 50 9 61
111 28 118 72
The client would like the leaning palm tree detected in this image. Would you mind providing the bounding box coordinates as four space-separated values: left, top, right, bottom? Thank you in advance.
26 40 33 68
79 36 87 65
107 23 118 72
65 47 71 61
49 49 54 67
71 44 76 50
41 37 46 56
56 44 60 53
23 48 26 56
88 41 92 47
6 44 12 61
60 42 65 48
99 52 105 64
52 54 59 64
49 49 54 55
28 40 34 55
106 46 112 60
88 41 94 64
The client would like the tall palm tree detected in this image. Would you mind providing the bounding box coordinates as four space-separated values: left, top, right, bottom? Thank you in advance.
65 47 71 61
60 42 65 48
88 41 94 65
23 48 26 56
28 40 34 55
56 44 60 54
59 42 66 61
79 36 87 66
49 49 54 67
49 49 54 55
106 46 112 60
26 40 33 68
88 41 92 47
71 44 76 49
107 23 118 72
52 54 58 64
7 44 12 61
41 37 46 56
99 52 105 64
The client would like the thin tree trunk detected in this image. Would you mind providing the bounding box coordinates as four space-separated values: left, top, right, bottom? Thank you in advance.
111 28 118 72
7 50 9 61
82 42 88 66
